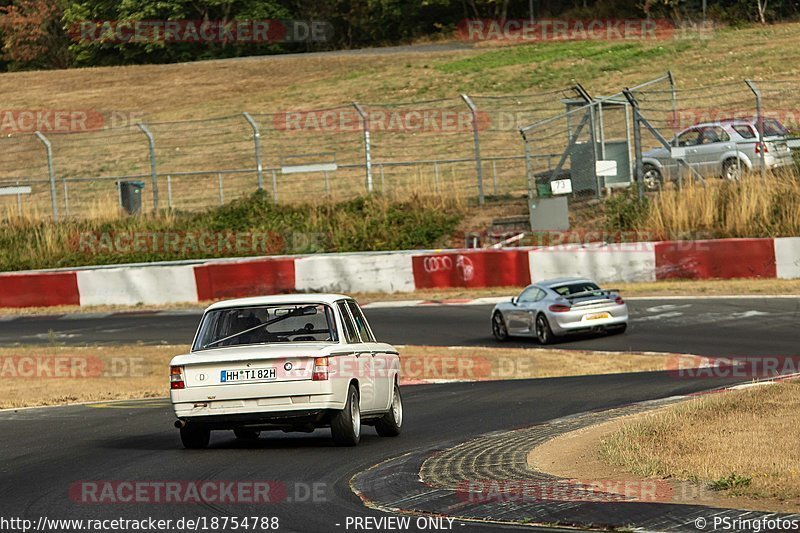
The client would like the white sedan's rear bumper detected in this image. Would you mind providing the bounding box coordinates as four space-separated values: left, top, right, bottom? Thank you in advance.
170 380 345 421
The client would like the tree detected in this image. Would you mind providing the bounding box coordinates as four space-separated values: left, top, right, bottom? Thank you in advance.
756 0 768 23
0 0 70 69
63 0 293 66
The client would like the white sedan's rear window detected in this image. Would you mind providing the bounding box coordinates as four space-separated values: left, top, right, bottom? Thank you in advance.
193 304 338 350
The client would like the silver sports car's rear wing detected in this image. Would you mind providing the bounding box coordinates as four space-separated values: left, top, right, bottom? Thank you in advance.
563 289 620 301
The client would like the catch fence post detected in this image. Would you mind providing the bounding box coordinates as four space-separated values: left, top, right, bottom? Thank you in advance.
243 112 264 190
461 94 485 205
34 131 58 221
353 103 373 193
136 123 160 213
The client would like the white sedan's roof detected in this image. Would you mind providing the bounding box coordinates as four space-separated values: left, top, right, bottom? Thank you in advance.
206 293 351 311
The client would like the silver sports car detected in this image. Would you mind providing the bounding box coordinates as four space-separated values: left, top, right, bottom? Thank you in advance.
491 277 628 344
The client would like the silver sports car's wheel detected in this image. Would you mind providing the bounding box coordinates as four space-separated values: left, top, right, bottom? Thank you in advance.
492 312 509 342
535 314 554 345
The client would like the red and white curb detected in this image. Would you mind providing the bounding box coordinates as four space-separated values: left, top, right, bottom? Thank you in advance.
2 237 800 309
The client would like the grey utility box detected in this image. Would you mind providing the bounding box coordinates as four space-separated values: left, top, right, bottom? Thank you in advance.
529 196 570 231
118 180 145 214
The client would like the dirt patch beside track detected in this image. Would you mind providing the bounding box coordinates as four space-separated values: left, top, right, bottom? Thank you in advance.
0 344 679 409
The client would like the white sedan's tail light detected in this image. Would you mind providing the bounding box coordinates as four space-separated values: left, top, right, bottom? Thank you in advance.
170 366 185 389
312 357 329 381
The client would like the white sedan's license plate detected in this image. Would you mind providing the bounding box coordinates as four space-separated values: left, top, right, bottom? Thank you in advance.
220 367 276 383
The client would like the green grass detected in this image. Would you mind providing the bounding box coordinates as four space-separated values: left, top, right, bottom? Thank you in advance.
435 41 685 90
709 473 753 492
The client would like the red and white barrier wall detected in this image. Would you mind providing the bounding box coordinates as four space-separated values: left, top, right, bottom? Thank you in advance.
0 237 798 308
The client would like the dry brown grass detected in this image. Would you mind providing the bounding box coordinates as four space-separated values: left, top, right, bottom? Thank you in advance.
0 344 184 409
644 170 800 239
599 380 800 501
0 344 674 409
4 22 800 217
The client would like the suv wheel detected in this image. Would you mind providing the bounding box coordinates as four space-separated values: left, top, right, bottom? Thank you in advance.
723 159 742 181
642 164 663 191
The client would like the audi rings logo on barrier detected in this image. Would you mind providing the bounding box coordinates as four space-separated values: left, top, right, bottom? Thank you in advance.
422 255 475 282
423 256 453 273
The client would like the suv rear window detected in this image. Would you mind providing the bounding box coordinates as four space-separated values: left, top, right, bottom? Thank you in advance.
761 118 788 136
732 124 755 139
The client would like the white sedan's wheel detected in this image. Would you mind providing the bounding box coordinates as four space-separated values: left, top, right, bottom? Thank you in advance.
331 384 361 446
180 424 210 449
376 384 402 437
233 429 260 440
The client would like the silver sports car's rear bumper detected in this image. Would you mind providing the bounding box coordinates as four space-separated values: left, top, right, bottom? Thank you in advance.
548 303 628 335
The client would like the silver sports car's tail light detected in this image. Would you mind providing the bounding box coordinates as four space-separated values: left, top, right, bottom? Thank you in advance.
548 304 571 313
614 296 625 305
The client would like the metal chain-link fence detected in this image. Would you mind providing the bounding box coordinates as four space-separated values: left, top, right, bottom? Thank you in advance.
2 75 798 220
519 74 799 200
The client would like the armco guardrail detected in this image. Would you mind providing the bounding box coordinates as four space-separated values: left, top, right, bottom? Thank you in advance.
1 238 798 308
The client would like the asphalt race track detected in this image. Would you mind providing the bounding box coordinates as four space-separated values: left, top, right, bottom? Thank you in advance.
0 373 754 533
1 296 797 532
2 297 799 357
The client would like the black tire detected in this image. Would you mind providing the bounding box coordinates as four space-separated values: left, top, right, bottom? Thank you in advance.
233 429 261 440
375 384 403 437
722 158 742 181
180 424 210 449
492 312 509 342
607 323 628 335
331 384 361 446
642 163 663 191
535 314 554 345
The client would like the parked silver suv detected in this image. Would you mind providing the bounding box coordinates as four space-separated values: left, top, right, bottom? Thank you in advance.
641 117 793 190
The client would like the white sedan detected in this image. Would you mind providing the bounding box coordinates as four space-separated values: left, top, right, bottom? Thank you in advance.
169 294 402 448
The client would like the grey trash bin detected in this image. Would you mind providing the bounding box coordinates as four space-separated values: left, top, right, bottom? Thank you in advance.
118 181 145 214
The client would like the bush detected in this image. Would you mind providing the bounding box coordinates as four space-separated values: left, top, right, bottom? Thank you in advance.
0 192 463 272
